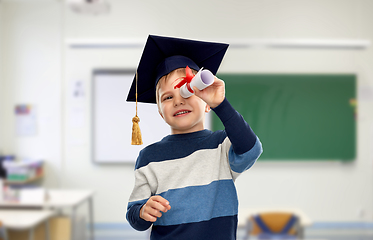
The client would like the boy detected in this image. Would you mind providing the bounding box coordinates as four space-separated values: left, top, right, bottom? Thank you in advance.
126 35 262 240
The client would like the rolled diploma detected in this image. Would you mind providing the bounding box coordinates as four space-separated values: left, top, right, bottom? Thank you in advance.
179 68 215 98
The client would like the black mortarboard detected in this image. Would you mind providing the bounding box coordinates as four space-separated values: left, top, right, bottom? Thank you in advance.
126 35 229 104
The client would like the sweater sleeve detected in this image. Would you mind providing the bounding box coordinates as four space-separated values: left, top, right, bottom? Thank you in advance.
212 98 263 177
126 151 153 231
212 98 258 154
126 202 152 231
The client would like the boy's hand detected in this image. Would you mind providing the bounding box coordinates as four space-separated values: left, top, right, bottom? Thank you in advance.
140 196 171 222
193 77 225 108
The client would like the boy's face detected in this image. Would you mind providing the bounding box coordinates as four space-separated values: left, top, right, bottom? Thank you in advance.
157 69 210 135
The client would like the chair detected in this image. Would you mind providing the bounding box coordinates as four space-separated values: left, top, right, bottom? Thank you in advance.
244 212 302 240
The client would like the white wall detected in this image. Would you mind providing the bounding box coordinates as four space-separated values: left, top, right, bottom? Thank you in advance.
0 3 3 152
0 0 62 187
1 0 372 224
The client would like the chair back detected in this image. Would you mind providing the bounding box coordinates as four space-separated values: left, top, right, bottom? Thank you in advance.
249 212 299 239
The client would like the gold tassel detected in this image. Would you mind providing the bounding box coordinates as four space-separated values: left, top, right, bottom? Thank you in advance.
132 71 143 145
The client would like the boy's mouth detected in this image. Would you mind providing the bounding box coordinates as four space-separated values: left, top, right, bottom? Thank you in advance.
173 110 191 117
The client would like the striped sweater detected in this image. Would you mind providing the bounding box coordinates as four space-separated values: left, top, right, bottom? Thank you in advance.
126 98 263 240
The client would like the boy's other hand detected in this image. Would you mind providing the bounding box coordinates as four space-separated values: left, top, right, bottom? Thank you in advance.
140 195 171 222
193 77 225 108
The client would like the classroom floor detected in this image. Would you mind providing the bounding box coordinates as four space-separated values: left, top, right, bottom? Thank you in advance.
93 225 373 240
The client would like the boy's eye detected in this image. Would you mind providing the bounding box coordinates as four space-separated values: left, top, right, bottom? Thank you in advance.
163 96 173 101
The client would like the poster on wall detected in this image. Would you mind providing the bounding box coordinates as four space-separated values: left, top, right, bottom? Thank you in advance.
68 79 86 129
15 104 37 136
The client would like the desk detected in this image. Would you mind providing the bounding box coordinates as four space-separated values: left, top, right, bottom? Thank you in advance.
0 189 94 240
0 209 55 240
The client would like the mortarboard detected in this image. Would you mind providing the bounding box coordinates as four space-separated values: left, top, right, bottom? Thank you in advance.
127 35 229 145
127 35 229 104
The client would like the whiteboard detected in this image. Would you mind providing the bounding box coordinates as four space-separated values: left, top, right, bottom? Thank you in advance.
92 70 170 163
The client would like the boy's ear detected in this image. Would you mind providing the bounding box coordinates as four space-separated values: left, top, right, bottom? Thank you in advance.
205 104 211 113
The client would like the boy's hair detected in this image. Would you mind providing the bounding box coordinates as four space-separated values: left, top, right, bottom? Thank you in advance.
155 67 198 107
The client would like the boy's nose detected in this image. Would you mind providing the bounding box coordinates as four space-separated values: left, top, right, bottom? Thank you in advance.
173 95 185 107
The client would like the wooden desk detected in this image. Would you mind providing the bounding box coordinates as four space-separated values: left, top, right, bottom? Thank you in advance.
0 209 55 240
47 190 94 240
0 189 94 240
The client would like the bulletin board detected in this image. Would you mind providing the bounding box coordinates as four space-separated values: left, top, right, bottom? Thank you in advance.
213 74 356 161
92 70 170 163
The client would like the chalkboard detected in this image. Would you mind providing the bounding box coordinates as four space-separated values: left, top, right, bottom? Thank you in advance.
92 70 170 163
213 74 356 161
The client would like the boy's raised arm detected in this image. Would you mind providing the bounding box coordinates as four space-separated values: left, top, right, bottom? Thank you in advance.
212 97 258 154
194 77 259 155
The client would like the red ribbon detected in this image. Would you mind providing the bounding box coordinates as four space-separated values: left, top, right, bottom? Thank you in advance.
174 66 195 93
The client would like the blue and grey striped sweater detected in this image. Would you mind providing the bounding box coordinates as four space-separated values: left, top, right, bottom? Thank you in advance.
126 98 263 240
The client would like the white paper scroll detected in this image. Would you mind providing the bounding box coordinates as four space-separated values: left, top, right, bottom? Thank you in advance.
179 68 215 98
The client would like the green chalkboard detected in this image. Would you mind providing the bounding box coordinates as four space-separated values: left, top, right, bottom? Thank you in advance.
213 74 356 161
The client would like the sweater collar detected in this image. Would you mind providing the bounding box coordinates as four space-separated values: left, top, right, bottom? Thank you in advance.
162 129 211 141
